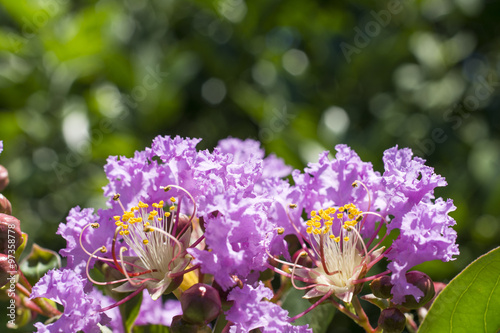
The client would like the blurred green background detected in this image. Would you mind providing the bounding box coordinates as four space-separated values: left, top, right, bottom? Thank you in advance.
1 0 499 331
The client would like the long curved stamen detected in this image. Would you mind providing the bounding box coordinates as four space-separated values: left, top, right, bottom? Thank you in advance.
351 269 390 285
98 285 146 313
162 185 198 237
291 251 331 290
85 247 139 286
288 290 334 322
264 249 306 270
79 223 114 261
286 205 319 263
264 262 317 284
168 264 200 278
353 180 371 223
358 211 388 249
112 227 125 274
319 234 338 276
346 226 368 260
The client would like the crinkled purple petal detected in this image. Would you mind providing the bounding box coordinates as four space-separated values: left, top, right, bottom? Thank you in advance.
387 199 459 303
189 196 275 290
31 269 110 333
226 282 312 333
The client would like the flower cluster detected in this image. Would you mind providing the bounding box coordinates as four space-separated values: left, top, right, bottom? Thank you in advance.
22 136 458 333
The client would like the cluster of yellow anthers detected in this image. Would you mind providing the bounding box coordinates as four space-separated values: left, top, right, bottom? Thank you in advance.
305 203 363 242
113 197 177 241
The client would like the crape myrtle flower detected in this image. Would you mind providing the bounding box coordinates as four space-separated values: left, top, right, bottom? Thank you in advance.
226 281 312 333
30 269 110 333
56 136 289 306
268 145 458 316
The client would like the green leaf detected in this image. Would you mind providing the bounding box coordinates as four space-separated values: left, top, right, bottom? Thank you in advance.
19 243 61 285
419 246 500 333
281 287 335 333
119 290 143 333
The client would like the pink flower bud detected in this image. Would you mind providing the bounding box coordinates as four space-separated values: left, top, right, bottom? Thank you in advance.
0 194 12 215
370 275 393 299
401 271 435 309
0 253 17 287
0 214 22 254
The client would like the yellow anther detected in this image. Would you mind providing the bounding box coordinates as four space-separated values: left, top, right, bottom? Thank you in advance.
277 227 285 235
144 222 150 226
314 222 321 228
119 230 124 235
144 226 153 233
143 239 149 245
165 212 171 217
113 194 120 201
115 221 123 226
311 211 317 217
123 230 129 235
329 234 335 239
91 223 100 229
150 211 158 216
306 226 313 234
306 220 313 226
313 229 321 235
169 206 175 211
289 203 298 209
339 207 345 212
334 236 340 242
337 213 343 219
344 236 349 242
159 200 164 206
170 197 176 203
164 186 171 192
352 181 358 188
122 224 128 230
113 216 121 221
100 246 107 253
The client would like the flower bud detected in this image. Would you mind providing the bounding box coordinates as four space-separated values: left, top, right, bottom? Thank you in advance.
378 308 406 333
170 315 212 333
0 214 22 254
0 253 17 288
401 271 435 309
292 250 313 268
181 283 221 325
0 194 12 215
370 275 393 299
0 165 8 191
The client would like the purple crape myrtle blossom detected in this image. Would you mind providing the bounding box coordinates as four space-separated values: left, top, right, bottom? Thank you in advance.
30 269 110 333
56 135 290 306
275 144 458 306
381 147 459 303
226 282 312 333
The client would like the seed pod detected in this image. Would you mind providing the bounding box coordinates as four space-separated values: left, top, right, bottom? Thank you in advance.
181 283 221 325
0 165 8 191
401 271 435 309
0 194 12 215
0 214 22 254
378 308 406 333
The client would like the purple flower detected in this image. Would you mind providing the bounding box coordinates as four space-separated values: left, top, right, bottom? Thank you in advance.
30 269 110 333
279 145 458 304
226 282 312 333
